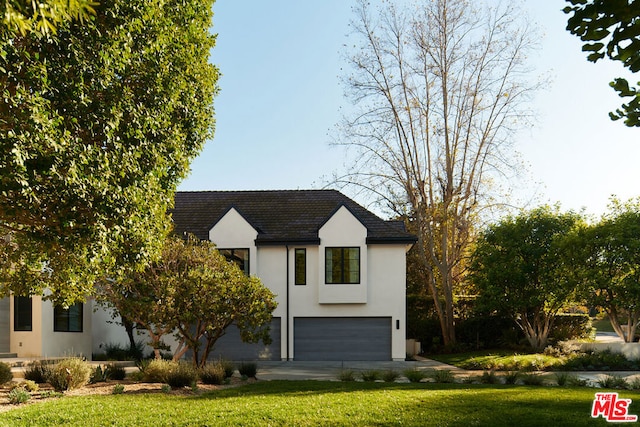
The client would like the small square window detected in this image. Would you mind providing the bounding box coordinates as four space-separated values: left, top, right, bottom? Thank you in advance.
219 248 250 275
325 247 360 284
54 303 83 332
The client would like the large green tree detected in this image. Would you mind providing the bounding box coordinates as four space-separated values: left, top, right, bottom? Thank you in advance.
470 207 583 351
1 0 98 36
564 0 640 126
574 198 640 342
0 0 218 304
97 236 277 367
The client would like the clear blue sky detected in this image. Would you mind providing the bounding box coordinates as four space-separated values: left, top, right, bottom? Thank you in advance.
178 0 640 219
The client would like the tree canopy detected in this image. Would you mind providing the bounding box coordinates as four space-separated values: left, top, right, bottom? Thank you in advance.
573 198 640 342
97 236 277 367
470 206 583 351
0 0 219 304
564 0 640 126
1 0 98 37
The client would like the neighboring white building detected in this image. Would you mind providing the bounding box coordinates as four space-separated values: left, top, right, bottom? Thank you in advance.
3 190 416 361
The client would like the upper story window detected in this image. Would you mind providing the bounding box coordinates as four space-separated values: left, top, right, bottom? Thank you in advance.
295 248 306 285
325 247 360 284
54 302 83 332
220 248 250 275
14 296 32 332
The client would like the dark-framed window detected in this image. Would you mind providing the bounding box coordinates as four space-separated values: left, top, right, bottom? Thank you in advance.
325 247 360 284
54 303 83 332
220 248 250 275
295 248 306 285
14 296 32 331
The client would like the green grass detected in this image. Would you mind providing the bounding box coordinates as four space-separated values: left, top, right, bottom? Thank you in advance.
0 381 636 426
431 350 563 371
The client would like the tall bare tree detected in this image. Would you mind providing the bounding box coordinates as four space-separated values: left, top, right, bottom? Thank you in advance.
337 0 540 346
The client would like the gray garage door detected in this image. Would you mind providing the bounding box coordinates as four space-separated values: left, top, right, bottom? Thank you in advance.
294 317 391 361
204 317 281 361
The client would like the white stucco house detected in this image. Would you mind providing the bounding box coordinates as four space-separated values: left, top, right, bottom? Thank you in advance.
1 190 416 361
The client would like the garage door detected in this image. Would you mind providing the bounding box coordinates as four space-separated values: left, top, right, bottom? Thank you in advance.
294 317 391 361
205 317 281 361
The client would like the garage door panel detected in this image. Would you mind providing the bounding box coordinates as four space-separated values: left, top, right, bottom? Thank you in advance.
294 317 391 361
204 317 281 361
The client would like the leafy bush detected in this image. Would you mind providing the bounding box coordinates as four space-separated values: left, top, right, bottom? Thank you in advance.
549 314 591 342
629 377 640 390
46 358 92 391
221 359 235 379
597 375 629 390
104 342 129 361
521 373 545 386
479 371 500 384
10 380 39 392
199 362 226 385
105 363 127 380
431 369 455 383
161 384 172 393
8 387 30 404
403 368 427 383
166 362 198 389
90 365 108 383
504 371 520 385
0 361 13 385
24 361 50 383
382 370 400 383
143 359 178 383
360 370 379 382
112 384 125 394
238 362 257 379
562 349 636 371
338 370 356 382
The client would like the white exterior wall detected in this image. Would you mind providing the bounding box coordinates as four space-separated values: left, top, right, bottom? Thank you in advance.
209 208 258 276
317 206 368 304
41 299 92 358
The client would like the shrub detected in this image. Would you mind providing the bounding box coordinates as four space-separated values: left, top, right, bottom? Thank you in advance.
161 384 172 393
112 384 125 394
199 362 226 385
504 371 520 385
8 387 30 405
220 359 235 379
143 359 178 383
46 358 92 391
563 349 635 371
521 373 545 386
105 363 127 381
597 375 629 390
549 314 591 342
479 371 500 384
90 365 108 384
360 370 379 382
166 362 198 389
382 370 400 383
10 380 38 392
0 361 13 385
24 361 50 383
238 362 257 379
555 372 570 386
431 369 455 383
403 368 427 383
338 370 356 382
104 342 129 361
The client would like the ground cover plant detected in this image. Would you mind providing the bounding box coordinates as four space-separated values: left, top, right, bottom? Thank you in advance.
0 380 636 426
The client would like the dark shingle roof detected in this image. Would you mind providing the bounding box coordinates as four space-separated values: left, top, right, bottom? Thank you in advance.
171 190 416 246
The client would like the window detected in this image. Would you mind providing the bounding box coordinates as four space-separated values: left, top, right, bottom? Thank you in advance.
325 247 360 284
295 248 306 285
54 303 83 332
14 296 32 331
220 248 250 275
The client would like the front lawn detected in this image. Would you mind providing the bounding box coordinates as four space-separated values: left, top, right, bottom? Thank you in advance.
0 380 636 426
